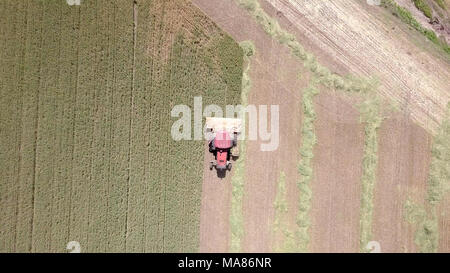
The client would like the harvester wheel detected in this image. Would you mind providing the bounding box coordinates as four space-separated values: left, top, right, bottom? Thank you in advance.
227 163 232 171
209 141 216 153
209 161 214 170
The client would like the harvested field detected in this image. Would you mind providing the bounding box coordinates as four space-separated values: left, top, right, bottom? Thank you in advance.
194 0 449 253
311 91 365 253
0 0 243 253
373 113 432 253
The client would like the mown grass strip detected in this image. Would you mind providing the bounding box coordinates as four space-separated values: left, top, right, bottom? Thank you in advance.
272 171 296 252
229 41 255 253
405 103 450 253
358 96 383 252
296 78 320 252
382 0 450 55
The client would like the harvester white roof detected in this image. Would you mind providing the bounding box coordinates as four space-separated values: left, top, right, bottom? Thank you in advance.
205 117 242 133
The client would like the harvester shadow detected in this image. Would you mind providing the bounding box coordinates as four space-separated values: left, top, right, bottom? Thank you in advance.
216 169 227 179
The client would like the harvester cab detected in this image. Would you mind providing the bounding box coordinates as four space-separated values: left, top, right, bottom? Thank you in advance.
205 117 242 172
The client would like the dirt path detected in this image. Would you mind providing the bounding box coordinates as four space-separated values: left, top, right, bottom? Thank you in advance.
199 143 233 252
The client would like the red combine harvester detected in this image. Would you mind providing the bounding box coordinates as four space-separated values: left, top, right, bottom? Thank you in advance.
206 117 242 172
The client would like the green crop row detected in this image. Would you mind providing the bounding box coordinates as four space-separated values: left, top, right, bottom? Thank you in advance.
413 0 433 19
405 199 439 252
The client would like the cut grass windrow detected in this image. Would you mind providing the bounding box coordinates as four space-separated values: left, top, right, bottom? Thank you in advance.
272 171 296 252
235 0 383 252
229 41 255 253
296 78 320 252
405 103 450 253
358 96 383 252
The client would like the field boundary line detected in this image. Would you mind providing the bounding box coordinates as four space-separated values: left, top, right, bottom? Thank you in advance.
295 76 320 252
